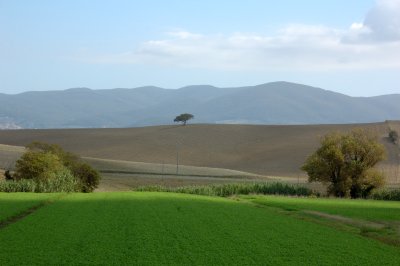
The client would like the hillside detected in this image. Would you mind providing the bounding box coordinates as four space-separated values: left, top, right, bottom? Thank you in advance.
0 122 399 185
1 82 400 128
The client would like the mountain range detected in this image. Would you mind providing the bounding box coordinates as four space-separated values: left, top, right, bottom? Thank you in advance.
0 81 399 129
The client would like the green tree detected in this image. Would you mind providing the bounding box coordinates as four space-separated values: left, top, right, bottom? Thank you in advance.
174 113 194 125
302 129 386 198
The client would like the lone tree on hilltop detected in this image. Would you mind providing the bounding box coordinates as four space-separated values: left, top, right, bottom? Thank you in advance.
174 113 194 126
302 129 386 198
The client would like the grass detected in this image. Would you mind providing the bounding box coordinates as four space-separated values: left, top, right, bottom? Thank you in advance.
135 182 313 197
243 195 400 247
0 193 58 222
0 192 400 265
245 195 400 221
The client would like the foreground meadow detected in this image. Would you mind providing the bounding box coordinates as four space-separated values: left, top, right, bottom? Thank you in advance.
0 192 399 265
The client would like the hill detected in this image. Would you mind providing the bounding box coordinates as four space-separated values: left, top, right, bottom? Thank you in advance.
1 82 400 128
0 122 399 185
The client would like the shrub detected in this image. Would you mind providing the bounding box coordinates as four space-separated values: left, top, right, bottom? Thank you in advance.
12 141 101 192
370 189 400 201
71 163 101 192
14 151 65 181
388 130 399 144
4 170 13 180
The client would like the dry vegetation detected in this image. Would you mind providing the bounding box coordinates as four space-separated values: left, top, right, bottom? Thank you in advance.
0 122 399 190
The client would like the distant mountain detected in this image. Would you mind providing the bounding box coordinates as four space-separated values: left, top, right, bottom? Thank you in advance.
0 82 399 129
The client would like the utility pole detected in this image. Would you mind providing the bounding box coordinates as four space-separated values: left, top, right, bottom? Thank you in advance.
176 143 179 176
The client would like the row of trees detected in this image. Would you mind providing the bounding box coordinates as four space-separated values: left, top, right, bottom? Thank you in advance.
8 142 100 192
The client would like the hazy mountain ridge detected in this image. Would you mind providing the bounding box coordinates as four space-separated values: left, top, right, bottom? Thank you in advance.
0 81 399 128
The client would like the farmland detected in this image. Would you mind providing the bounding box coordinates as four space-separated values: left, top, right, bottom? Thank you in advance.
1 192 400 265
0 122 399 190
247 195 400 221
0 193 58 222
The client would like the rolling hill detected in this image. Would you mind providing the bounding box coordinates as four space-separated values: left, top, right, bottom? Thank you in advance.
0 122 399 186
1 82 400 128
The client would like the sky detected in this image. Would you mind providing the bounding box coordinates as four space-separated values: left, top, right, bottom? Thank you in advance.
0 0 399 96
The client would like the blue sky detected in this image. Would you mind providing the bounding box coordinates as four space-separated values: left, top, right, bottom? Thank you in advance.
0 0 399 96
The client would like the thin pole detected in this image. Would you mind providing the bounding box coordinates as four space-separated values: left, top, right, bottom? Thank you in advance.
176 144 179 175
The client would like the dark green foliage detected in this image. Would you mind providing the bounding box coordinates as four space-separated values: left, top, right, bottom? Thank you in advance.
371 189 400 201
302 129 386 198
173 113 194 125
71 163 101 192
4 170 13 180
135 182 313 197
388 130 399 144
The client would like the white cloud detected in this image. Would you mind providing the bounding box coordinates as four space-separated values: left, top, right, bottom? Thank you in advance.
166 31 203 40
346 0 400 42
82 0 400 72
350 23 364 31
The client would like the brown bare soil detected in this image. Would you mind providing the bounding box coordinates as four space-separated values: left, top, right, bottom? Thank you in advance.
0 122 399 186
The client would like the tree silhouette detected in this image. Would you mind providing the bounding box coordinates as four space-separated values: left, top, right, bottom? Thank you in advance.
174 113 194 125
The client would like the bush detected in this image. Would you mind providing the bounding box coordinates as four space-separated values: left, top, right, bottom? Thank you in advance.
370 189 400 201
11 141 101 192
14 151 66 181
135 182 313 197
72 163 101 192
388 130 399 144
4 170 13 180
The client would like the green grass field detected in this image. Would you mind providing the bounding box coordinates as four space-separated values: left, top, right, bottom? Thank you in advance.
246 195 400 221
0 193 58 222
1 192 400 265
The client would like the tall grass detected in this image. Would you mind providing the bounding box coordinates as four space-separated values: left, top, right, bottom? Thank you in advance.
134 182 313 197
0 179 36 192
0 171 80 193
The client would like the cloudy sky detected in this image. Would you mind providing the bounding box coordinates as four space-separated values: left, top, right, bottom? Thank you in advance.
0 0 399 96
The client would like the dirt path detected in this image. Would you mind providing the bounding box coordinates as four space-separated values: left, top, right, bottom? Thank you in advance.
303 210 386 229
0 197 60 230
